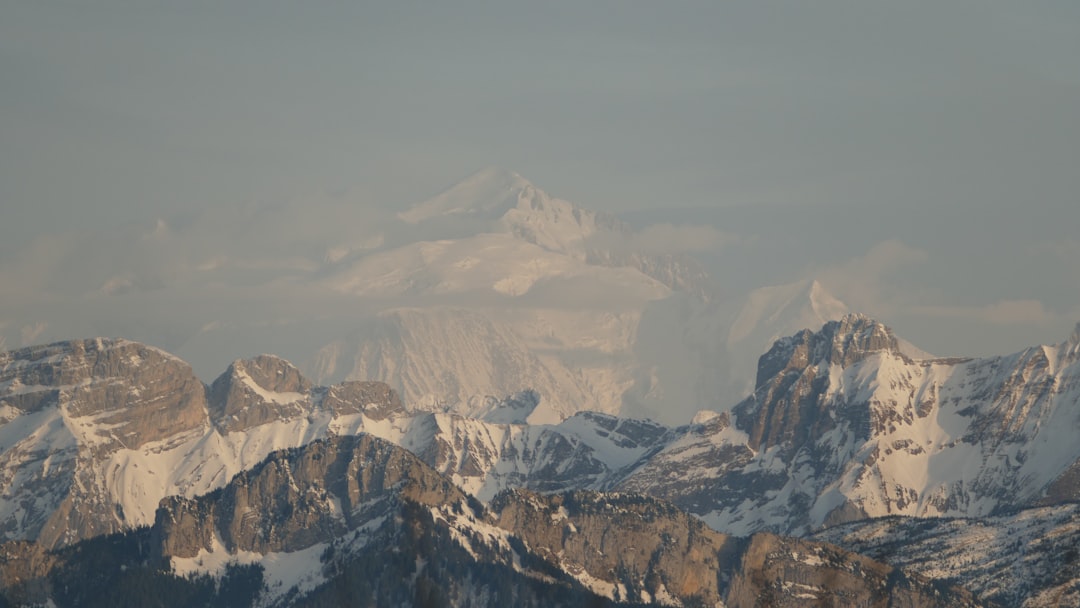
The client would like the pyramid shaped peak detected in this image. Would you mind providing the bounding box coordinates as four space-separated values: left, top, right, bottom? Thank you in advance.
807 280 848 317
223 354 311 394
751 314 901 395
397 167 539 224
208 354 313 433
727 279 849 350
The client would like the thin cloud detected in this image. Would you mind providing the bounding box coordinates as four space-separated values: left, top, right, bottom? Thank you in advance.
812 239 931 318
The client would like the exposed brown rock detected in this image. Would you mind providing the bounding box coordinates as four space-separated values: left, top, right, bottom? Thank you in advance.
322 381 403 419
0 339 207 450
152 434 465 557
725 532 981 608
0 339 208 547
208 355 313 433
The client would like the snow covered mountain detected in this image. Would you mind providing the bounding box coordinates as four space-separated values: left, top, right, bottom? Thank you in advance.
620 315 1080 536
304 170 864 425
0 166 846 428
397 167 629 256
813 503 1080 608
0 339 676 547
8 318 1079 548
0 433 984 607
307 308 598 424
397 167 535 224
300 169 739 425
3 325 1079 605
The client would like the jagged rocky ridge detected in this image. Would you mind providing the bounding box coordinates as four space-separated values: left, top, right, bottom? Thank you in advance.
812 503 1080 608
0 338 676 549
3 318 1080 605
6 320 1080 540
0 434 982 607
619 315 1080 536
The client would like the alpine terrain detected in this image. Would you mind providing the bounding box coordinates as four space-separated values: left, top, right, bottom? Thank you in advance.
172 168 852 427
2 316 1080 605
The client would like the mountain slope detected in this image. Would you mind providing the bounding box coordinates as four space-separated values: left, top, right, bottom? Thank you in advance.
813 503 1080 608
0 434 985 607
621 315 1080 535
308 307 602 424
0 340 677 546
397 167 534 224
0 339 208 547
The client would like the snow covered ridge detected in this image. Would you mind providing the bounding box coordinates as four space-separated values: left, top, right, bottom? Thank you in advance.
623 314 1080 536
0 433 984 607
2 315 1079 553
0 337 678 548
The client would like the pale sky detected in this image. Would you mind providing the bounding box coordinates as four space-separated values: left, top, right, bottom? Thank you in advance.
2 1 1080 362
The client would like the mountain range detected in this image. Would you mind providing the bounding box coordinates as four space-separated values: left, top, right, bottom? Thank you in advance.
0 167 867 428
2 315 1079 605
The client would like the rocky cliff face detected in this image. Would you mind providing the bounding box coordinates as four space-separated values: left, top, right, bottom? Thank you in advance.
723 532 980 608
0 340 674 548
145 434 983 607
2 325 1077 605
0 343 426 548
2 433 983 607
7 321 1080 548
491 488 738 604
736 314 901 459
621 313 1080 536
0 339 208 547
154 434 465 558
208 354 313 434
813 503 1080 608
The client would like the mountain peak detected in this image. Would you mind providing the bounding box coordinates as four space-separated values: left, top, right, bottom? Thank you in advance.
397 167 535 224
727 279 849 349
754 314 899 391
820 313 900 365
208 354 313 433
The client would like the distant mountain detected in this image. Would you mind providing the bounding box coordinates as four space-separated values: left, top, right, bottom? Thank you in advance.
397 167 535 224
308 171 867 425
303 169 729 425
79 168 857 426
308 308 597 424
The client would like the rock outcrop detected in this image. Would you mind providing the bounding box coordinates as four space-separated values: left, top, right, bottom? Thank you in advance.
0 339 208 547
154 434 464 558
147 436 984 607
620 314 1080 535
208 354 313 434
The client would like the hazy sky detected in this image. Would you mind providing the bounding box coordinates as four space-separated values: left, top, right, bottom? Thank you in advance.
2 1 1080 361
